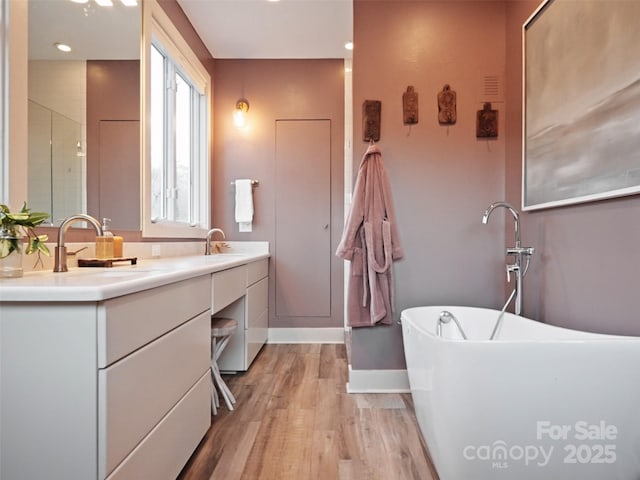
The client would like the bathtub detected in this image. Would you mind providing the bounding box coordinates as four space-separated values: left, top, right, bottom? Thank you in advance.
401 306 640 480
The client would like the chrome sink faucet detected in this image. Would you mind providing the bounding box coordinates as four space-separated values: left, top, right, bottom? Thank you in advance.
53 214 103 272
205 228 226 255
482 201 534 315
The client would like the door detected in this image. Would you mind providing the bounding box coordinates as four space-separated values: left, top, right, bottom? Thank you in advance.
98 120 140 230
275 119 332 321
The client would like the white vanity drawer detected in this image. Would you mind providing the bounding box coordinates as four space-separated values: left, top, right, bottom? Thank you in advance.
97 275 210 368
98 311 210 478
246 258 268 285
106 372 211 480
246 277 268 329
246 277 268 367
212 265 246 313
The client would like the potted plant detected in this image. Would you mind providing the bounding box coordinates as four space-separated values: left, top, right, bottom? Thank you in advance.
0 202 50 277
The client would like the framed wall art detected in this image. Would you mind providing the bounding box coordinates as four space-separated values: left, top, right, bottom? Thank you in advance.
523 0 640 210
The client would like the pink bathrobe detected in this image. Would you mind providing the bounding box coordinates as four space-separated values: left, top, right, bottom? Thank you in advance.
336 144 403 327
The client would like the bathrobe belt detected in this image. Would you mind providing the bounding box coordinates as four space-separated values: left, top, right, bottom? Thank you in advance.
360 219 394 318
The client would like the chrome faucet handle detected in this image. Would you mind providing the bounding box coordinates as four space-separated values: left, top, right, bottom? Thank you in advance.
506 246 535 256
506 264 519 283
68 246 88 256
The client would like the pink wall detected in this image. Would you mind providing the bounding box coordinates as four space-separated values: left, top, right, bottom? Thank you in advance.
86 60 140 229
506 2 640 336
212 59 345 328
162 0 640 368
351 0 509 369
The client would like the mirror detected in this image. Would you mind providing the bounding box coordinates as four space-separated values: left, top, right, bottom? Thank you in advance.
27 0 141 229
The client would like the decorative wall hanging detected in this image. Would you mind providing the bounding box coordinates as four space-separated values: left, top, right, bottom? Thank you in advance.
523 0 640 211
476 102 498 138
402 86 419 125
363 100 381 142
437 84 456 125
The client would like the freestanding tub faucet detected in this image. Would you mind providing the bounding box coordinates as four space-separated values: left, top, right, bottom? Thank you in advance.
53 214 103 272
482 201 534 315
482 201 521 247
205 228 226 255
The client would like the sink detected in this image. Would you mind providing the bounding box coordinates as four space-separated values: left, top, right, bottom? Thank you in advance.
56 265 170 277
204 253 248 262
98 269 159 277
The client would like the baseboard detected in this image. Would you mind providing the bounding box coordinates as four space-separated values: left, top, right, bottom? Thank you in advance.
267 327 345 344
346 365 410 393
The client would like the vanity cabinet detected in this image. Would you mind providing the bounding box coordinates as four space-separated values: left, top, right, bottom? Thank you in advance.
0 275 211 480
98 276 211 479
215 258 269 372
0 250 270 480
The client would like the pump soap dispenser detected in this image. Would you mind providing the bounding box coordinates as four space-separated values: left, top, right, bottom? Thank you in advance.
96 218 114 259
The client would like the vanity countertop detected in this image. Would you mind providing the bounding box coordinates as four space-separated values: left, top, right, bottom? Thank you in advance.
0 252 269 302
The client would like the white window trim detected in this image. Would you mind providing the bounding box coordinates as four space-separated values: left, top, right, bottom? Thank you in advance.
141 0 210 238
0 0 8 204
2 0 28 208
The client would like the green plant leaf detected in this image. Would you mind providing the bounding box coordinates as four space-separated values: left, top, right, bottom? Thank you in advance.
28 236 50 256
0 237 19 259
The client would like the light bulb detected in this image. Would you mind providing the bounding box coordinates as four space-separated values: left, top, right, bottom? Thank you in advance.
233 99 250 128
233 109 247 128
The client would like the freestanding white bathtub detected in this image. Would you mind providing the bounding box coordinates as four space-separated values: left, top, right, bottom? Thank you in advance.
401 306 640 480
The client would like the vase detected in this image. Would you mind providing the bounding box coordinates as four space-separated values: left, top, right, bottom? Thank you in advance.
0 230 23 278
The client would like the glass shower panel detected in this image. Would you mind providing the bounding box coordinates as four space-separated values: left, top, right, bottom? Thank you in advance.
28 101 84 223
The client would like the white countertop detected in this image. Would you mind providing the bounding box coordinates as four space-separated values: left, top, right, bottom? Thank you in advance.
0 252 269 302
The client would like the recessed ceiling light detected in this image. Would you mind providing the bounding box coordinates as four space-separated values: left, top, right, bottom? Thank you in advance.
54 43 72 53
70 0 89 3
120 0 138 6
345 42 354 51
95 0 113 6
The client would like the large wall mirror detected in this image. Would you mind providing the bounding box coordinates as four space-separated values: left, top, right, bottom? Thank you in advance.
28 0 141 229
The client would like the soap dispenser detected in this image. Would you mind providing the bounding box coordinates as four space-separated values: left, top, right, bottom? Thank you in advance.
96 218 114 259
113 232 123 258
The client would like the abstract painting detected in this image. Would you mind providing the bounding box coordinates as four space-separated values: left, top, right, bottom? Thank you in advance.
523 0 640 210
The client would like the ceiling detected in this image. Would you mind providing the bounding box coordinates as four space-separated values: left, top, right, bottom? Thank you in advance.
28 0 141 61
176 0 353 59
28 0 352 61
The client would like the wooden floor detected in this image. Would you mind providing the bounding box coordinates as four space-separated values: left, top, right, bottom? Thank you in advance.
178 344 438 480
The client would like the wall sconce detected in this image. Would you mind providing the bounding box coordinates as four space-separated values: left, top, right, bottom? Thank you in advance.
76 140 86 157
233 99 250 128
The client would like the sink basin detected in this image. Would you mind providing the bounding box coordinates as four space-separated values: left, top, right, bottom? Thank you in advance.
57 265 169 276
98 269 158 277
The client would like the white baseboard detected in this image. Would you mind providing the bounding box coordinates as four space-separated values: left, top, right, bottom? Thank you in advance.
267 327 345 344
346 365 410 393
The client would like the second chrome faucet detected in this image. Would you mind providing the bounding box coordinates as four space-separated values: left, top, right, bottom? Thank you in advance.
205 228 226 255
482 201 534 316
53 214 103 272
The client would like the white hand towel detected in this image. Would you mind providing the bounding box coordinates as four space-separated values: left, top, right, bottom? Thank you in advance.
235 179 254 232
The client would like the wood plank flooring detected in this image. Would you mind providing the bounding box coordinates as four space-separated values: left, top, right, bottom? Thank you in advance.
177 344 438 480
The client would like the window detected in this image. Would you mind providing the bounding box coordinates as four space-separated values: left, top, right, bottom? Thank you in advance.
142 0 210 237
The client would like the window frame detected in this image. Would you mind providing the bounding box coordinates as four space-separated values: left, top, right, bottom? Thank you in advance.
141 0 210 238
0 0 7 203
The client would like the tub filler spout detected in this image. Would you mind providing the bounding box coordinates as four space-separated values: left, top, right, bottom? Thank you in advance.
437 310 467 339
482 201 534 315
